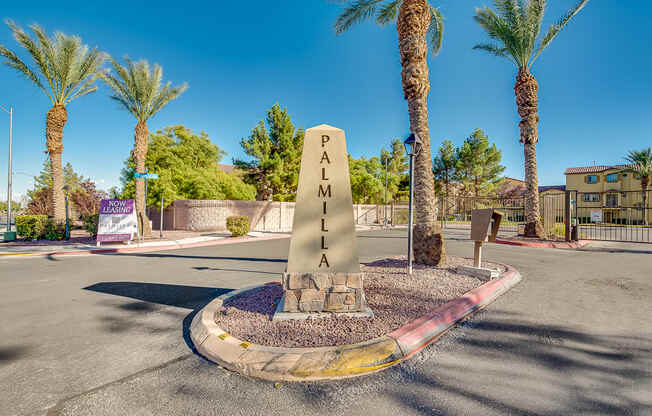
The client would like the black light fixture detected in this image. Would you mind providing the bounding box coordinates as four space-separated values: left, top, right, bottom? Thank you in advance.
403 132 422 274
403 132 423 157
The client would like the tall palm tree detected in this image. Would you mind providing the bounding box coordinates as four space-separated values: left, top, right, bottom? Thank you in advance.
335 0 446 265
100 57 187 236
0 20 105 223
625 148 652 225
473 0 589 237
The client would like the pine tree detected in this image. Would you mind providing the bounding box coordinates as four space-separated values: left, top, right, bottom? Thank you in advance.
234 103 304 201
456 129 505 197
433 139 457 198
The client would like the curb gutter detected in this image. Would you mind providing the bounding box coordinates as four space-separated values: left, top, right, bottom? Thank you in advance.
190 264 522 382
495 238 589 249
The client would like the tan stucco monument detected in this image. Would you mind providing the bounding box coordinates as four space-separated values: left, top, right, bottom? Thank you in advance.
274 124 372 319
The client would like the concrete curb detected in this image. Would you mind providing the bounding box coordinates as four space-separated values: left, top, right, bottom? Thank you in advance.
495 238 589 249
0 234 291 259
189 263 522 381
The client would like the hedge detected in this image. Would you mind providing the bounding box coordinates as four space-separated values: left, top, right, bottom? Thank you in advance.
44 219 66 241
84 213 100 238
226 215 250 237
15 215 48 240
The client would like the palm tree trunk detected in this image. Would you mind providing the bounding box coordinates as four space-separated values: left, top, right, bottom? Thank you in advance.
46 105 67 223
398 0 445 265
515 68 545 238
134 121 152 237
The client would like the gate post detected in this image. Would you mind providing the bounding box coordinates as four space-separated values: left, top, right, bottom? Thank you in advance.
565 191 571 242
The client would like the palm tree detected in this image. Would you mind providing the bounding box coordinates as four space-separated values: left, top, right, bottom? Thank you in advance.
625 148 652 225
473 0 590 237
334 0 446 265
0 20 105 223
100 57 187 236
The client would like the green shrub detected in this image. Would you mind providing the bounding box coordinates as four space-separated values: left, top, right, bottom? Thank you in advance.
15 215 48 240
226 216 250 237
44 219 66 241
84 213 100 238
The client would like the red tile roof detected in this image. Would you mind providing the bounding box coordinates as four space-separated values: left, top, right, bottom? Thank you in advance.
564 164 634 175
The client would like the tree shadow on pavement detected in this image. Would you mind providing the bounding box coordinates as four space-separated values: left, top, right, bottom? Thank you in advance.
290 310 652 415
84 282 236 358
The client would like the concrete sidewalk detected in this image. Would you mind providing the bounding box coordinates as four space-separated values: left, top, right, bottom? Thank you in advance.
0 231 289 257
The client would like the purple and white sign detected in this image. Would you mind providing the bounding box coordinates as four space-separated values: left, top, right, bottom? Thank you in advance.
97 199 138 243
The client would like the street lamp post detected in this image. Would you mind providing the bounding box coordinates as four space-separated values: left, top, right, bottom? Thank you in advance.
1 105 14 241
403 133 423 275
384 157 388 227
63 185 70 240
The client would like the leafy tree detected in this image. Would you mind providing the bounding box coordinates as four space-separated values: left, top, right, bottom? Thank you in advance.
27 160 88 216
70 180 107 217
121 126 255 206
0 20 105 222
380 138 408 174
625 148 652 225
433 139 457 198
456 129 506 197
101 57 187 236
335 0 446 265
473 0 590 237
234 103 304 201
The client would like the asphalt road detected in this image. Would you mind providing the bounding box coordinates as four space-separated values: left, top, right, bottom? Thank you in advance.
0 229 651 416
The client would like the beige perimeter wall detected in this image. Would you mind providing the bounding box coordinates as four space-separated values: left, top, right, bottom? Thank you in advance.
147 200 388 232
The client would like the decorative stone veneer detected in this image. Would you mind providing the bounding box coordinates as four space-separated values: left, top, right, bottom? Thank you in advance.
281 272 366 313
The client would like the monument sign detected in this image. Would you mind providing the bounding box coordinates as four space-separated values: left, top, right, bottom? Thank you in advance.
278 124 370 316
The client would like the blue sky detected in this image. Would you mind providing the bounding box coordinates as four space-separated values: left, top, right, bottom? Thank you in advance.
1 0 651 200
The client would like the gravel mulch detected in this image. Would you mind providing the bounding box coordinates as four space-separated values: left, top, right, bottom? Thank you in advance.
214 256 506 348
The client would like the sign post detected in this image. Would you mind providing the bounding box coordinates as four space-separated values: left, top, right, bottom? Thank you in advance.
134 172 159 242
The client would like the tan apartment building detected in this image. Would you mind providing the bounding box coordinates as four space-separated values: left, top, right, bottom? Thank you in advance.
565 164 651 224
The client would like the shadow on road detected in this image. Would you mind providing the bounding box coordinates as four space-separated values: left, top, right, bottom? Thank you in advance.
0 345 32 364
290 310 652 415
84 281 234 356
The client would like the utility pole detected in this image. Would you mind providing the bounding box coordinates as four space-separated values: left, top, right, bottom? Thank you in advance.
1 105 14 241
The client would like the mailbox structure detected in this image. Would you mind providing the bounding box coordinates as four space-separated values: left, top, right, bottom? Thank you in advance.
458 209 503 279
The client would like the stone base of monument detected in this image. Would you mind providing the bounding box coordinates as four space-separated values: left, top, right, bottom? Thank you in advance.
272 271 373 320
456 265 499 281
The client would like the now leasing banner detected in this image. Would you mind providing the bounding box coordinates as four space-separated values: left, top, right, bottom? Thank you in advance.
97 199 138 243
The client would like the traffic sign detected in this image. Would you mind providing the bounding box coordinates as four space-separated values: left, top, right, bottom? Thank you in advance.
134 172 159 179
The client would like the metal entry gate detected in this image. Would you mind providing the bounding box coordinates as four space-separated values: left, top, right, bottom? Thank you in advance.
572 190 652 243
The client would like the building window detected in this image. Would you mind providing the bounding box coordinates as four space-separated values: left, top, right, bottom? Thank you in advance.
587 175 598 184
607 173 618 183
583 193 601 202
606 194 618 207
623 173 628 178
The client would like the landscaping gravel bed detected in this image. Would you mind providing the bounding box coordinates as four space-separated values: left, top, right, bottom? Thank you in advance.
214 256 506 348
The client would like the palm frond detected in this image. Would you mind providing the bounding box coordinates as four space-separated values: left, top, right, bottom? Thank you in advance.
0 45 52 100
101 56 187 122
376 0 400 26
531 0 590 64
1 21 104 105
428 6 444 56
525 0 545 55
334 0 385 34
472 43 517 65
474 6 524 67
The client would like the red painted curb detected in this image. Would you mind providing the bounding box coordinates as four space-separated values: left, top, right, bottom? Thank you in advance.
388 265 521 358
5 234 292 259
495 238 589 249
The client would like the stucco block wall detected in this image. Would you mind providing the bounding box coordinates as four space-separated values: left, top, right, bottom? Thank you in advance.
148 200 391 233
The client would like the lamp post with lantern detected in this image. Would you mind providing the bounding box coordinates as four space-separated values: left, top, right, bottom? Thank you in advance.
403 132 423 274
